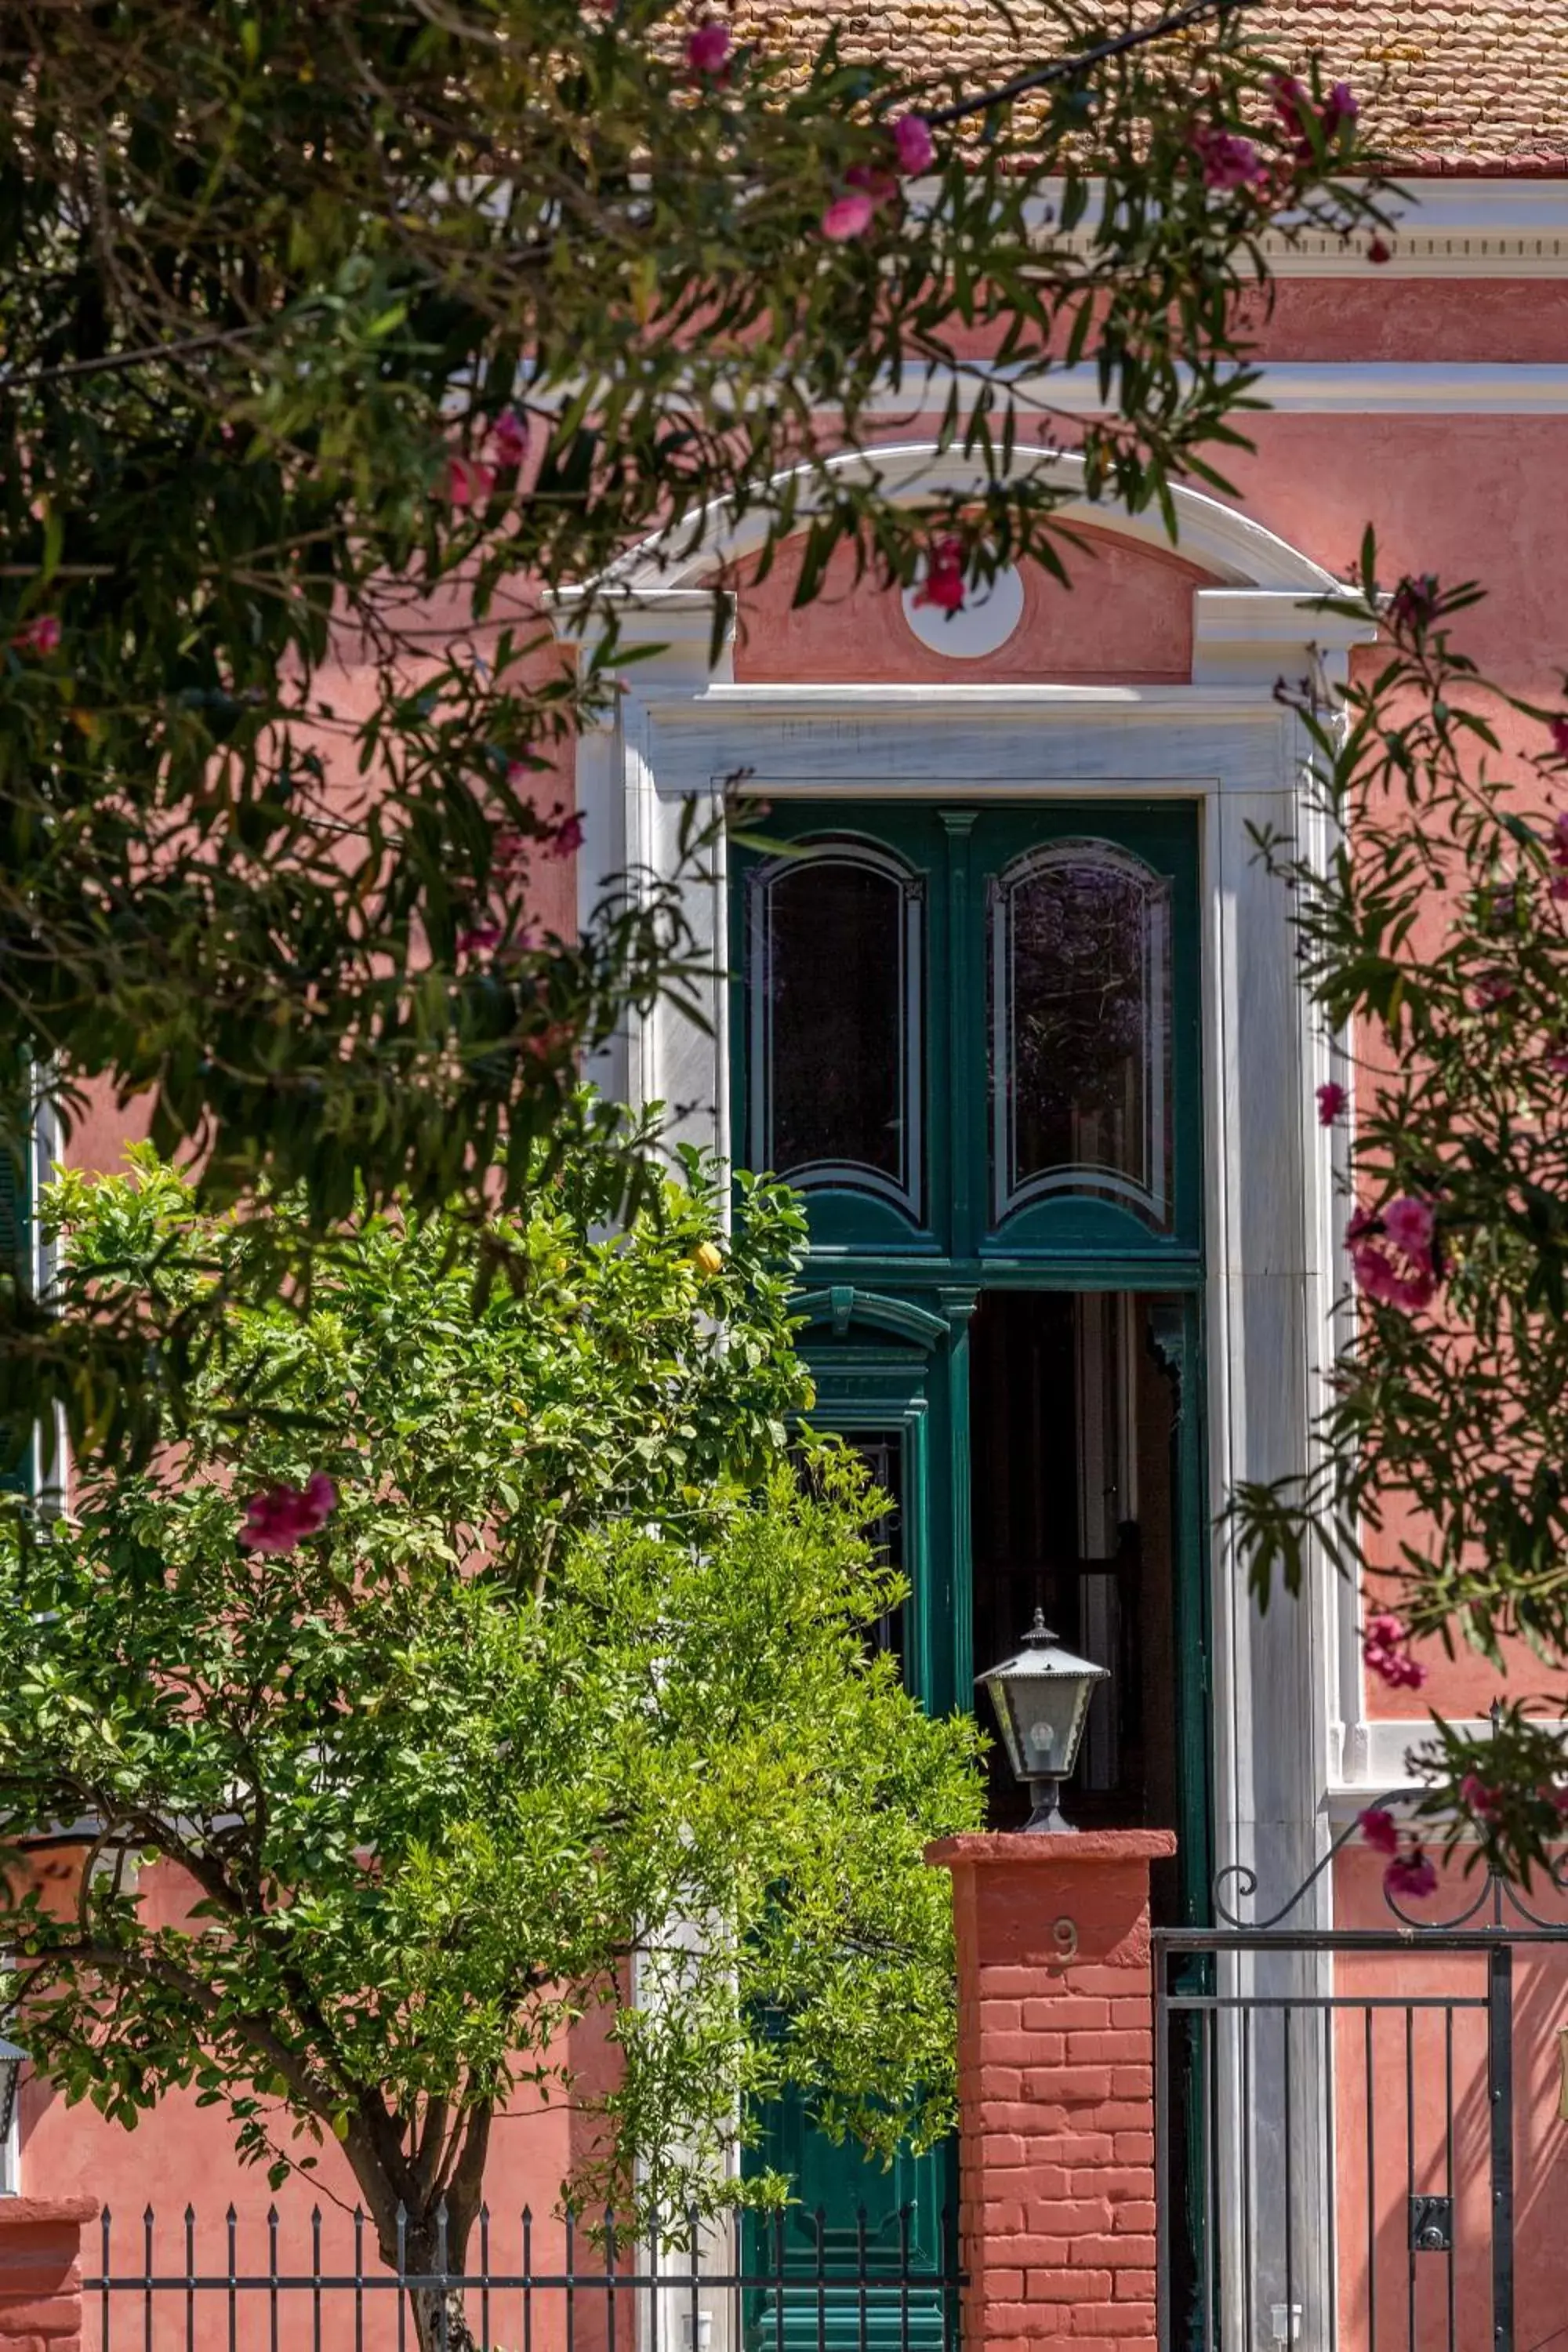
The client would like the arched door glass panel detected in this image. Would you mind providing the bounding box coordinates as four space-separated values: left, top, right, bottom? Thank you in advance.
989 840 1172 1230
748 843 923 1218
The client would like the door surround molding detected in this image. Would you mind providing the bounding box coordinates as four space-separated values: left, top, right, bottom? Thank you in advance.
564 491 1377 1939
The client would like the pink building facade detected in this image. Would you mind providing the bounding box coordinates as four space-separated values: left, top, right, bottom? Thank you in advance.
13 11 1568 2350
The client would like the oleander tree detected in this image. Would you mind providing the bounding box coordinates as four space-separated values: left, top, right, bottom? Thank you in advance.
0 1145 984 2351
0 0 1389 1467
1231 541 1568 1897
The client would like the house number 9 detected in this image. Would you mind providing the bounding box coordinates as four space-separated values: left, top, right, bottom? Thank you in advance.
1051 1918 1079 1967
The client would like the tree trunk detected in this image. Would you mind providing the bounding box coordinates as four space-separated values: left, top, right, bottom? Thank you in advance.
408 2278 480 2352
382 2111 493 2352
397 2213 481 2352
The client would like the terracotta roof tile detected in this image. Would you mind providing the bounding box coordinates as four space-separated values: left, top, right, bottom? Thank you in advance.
732 2 1568 171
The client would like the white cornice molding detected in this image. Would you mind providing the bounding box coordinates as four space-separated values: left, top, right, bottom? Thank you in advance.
551 364 1568 451
1010 176 1568 278
1266 178 1568 278
617 681 1312 801
857 361 1568 418
641 671 1360 731
1240 364 1568 413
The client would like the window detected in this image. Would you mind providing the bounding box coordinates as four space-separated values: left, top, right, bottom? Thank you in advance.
747 842 923 1218
734 802 1199 1258
989 842 1172 1230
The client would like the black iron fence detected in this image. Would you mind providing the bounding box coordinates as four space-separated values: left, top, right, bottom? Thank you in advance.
84 2200 963 2352
1154 1860 1568 2352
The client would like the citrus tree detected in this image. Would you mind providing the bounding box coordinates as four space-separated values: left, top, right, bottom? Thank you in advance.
0 1145 982 2349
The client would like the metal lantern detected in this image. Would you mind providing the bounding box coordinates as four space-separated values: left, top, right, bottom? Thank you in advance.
978 1610 1110 1832
0 2034 24 2147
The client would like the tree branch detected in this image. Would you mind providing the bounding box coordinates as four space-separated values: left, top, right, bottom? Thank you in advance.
13 1939 342 2115
926 0 1261 128
29 322 268 386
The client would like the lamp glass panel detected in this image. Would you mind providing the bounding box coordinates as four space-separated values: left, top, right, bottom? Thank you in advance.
1011 1676 1092 1777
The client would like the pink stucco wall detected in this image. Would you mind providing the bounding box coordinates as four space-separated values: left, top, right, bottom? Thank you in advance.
25 264 1568 2297
735 524 1212 684
1330 1846 1568 2352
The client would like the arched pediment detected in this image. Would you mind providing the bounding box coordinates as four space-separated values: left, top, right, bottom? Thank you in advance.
610 442 1337 598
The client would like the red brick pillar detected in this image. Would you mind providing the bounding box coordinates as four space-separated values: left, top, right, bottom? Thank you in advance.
927 1831 1176 2352
0 2198 98 2352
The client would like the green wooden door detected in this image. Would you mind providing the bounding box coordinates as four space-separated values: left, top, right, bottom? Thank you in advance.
742 1320 956 2347
732 801 1211 2303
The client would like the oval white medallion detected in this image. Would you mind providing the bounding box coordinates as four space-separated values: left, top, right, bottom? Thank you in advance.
901 561 1025 659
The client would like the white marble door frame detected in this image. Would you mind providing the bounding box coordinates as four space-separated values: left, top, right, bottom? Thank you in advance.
560 467 1377 2346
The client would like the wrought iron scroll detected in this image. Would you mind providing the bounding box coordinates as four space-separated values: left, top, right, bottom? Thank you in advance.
1213 1795 1568 1934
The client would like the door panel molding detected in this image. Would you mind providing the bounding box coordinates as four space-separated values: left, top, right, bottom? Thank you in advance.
794 1286 951 1348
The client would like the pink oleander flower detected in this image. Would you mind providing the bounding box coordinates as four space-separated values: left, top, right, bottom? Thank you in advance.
1548 717 1568 759
1348 1218 1436 1316
1472 971 1515 1010
1548 1049 1568 1075
914 535 967 615
457 921 503 953
1385 1847 1438 1900
1366 1642 1427 1691
1460 1773 1502 1820
1387 573 1440 633
13 612 60 655
238 1472 339 1555
1368 236 1392 265
1363 1609 1428 1690
1316 1080 1348 1126
490 407 529 470
545 810 586 860
822 191 876 242
1537 1780 1568 1816
1383 1194 1436 1262
1272 74 1357 147
845 162 898 209
892 113 935 174
1358 1806 1400 1857
492 824 530 880
684 19 730 75
1192 126 1267 190
446 456 495 507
